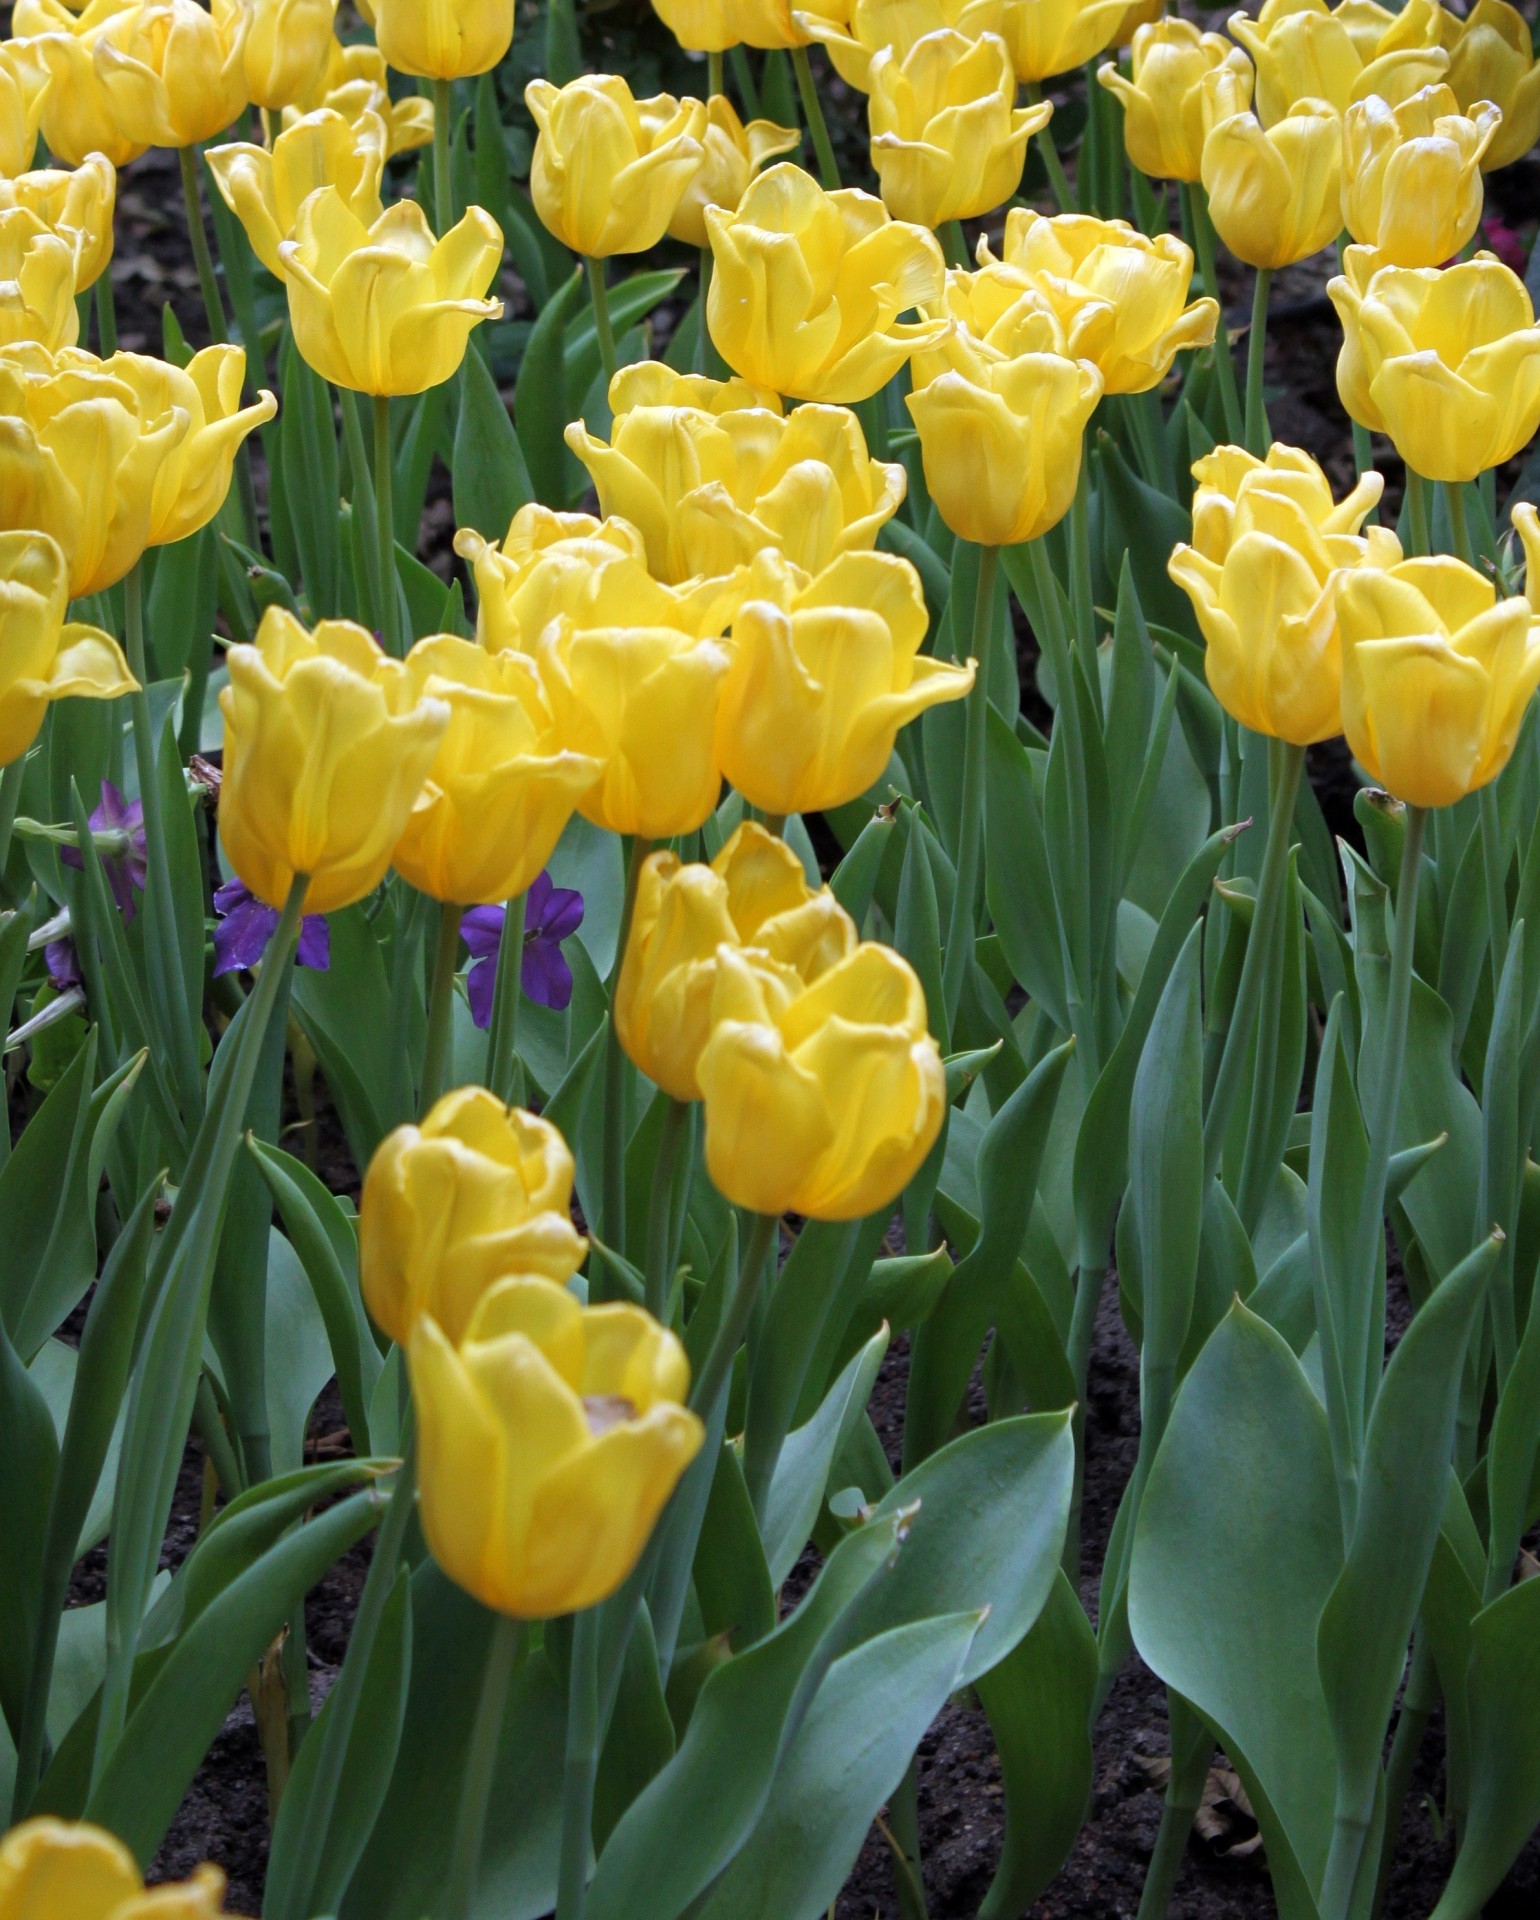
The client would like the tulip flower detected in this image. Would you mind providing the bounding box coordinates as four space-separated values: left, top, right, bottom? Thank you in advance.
1335 555 1540 808
867 30 1049 226
0 42 49 178
93 0 252 151
656 0 827 52
0 531 134 767
218 608 451 916
666 94 801 250
1327 248 1540 482
11 0 147 168
1514 502 1540 613
1442 0 1540 170
410 1278 703 1617
208 106 387 279
462 872 585 1023
564 361 906 584
0 153 117 291
717 549 975 816
1228 0 1447 125
240 0 337 110
1167 443 1402 745
0 340 276 596
794 0 1010 90
1341 85 1500 267
212 877 331 977
0 1818 230 1918
389 635 602 908
696 939 947 1218
1097 18 1253 181
279 189 504 395
285 38 435 155
1200 70 1345 269
616 822 856 1100
706 163 947 404
372 0 516 78
0 207 80 352
526 76 706 260
360 1087 588 1347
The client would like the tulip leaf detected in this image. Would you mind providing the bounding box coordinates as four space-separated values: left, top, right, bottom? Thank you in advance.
0 1316 59 1745
693 1438 776 1652
278 329 343 619
594 1603 675 1851
292 904 397 1164
762 1325 890 1588
454 345 534 541
563 269 686 411
514 267 587 507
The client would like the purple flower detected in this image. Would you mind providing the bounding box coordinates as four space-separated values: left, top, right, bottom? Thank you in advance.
461 871 585 1027
45 937 82 994
61 780 146 921
212 878 331 978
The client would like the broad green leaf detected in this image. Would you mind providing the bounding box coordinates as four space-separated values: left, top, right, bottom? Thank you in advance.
762 1327 889 1587
513 268 587 507
693 1439 776 1651
984 709 1067 1030
0 1319 59 1743
454 346 534 539
594 1604 675 1851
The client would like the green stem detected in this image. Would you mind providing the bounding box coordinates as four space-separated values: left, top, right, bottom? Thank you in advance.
791 46 840 189
339 388 383 635
375 392 405 658
729 46 760 116
1479 780 1509 994
1404 469 1431 558
420 899 462 1116
1244 267 1272 454
94 270 118 356
691 1211 779 1419
941 219 969 270
433 78 454 237
1027 86 1074 212
646 1098 692 1320
708 49 724 98
601 838 650 1263
545 0 581 85
585 255 618 389
941 544 998 1031
554 1605 602 1920
1183 184 1242 443
483 890 527 1107
178 144 229 345
1373 1634 1435 1919
1068 462 1098 714
445 1615 526 1920
1136 1696 1210 1920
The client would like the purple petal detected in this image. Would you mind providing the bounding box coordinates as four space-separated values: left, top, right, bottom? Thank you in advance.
213 876 253 913
460 903 505 961
296 914 331 971
46 937 81 993
538 885 585 943
213 894 280 976
525 869 553 922
466 953 497 1029
522 935 574 1012
92 780 130 833
108 862 139 924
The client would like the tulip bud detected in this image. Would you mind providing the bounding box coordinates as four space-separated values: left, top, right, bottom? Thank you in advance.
1200 72 1345 269
372 0 515 80
360 1088 588 1347
666 94 800 249
0 42 49 178
410 1278 703 1618
0 207 79 353
616 822 857 1101
0 530 135 767
0 154 117 291
218 609 451 915
1097 18 1251 181
1167 443 1401 746
707 163 947 404
208 106 387 279
1335 555 1540 808
93 0 251 150
526 76 706 260
1445 0 1540 170
1341 85 1499 266
284 38 436 155
1228 0 1447 125
0 1819 229 1918
12 0 147 168
242 0 338 111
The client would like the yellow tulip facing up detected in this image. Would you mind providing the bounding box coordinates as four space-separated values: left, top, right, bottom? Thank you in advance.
1227 0 1447 125
411 1278 703 1618
0 153 117 292
208 106 387 280
1097 18 1252 181
526 75 707 260
93 0 252 151
1341 85 1500 267
1199 69 1345 270
0 530 135 767
373 0 516 80
0 1818 229 1919
242 0 338 111
667 95 801 250
1444 0 1540 171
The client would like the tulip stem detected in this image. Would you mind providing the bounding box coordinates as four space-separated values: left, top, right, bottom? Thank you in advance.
1068 462 1098 710
339 387 383 633
791 46 840 190
445 1614 527 1920
1243 267 1272 454
1026 87 1074 214
941 543 998 1032
433 79 455 237
178 144 229 347
554 1604 602 1920
941 220 969 270
1403 469 1431 558
421 899 463 1115
94 270 118 356
374 392 407 659
601 837 650 1265
692 1210 780 1424
646 1097 692 1320
1182 184 1242 444
1446 478 1512 992
484 888 528 1106
585 256 619 389
708 50 724 98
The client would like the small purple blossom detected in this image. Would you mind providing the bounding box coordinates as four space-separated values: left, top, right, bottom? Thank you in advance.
461 871 585 1026
212 878 331 978
45 937 82 994
61 781 146 921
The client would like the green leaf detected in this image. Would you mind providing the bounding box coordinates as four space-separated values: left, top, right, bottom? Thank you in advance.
0 1318 59 1742
594 1604 675 1851
514 268 588 507
278 329 343 618
762 1327 889 1587
984 709 1067 1030
261 1228 339 1475
693 1439 776 1651
454 346 534 540
292 903 395 1163
564 270 686 409
1307 999 1371 1459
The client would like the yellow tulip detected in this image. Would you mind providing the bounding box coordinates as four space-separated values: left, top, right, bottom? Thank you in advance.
360 1087 587 1348
1335 555 1540 807
706 162 947 404
1443 0 1540 170
390 635 602 907
1200 70 1345 269
795 0 1008 90
208 106 387 279
0 530 135 767
0 1818 228 1920
0 154 116 291
998 0 1132 81
1341 85 1499 266
0 41 49 178
242 0 338 111
1097 18 1252 182
1228 0 1447 125
373 0 515 80
868 29 1049 226
667 95 800 249
564 360 906 585
718 548 975 815
11 0 147 168
616 822 856 1100
279 189 504 396
655 0 829 52
527 76 706 260
0 207 79 352
411 1277 703 1618
93 0 251 150
1327 247 1540 482
1167 443 1400 745
218 608 450 914
0 341 275 596
697 939 946 1218
1514 501 1540 614
285 38 436 155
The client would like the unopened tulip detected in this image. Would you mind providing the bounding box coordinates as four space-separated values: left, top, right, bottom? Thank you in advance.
0 207 79 352
360 1087 587 1347
208 106 387 278
0 42 48 178
242 0 338 111
1336 555 1540 807
279 190 504 395
616 822 856 1100
527 76 706 259
93 0 251 150
1341 85 1500 266
390 635 602 907
0 530 134 767
218 608 450 914
373 0 515 79
667 95 800 249
1443 0 1540 170
707 163 947 403
1168 443 1400 744
1097 18 1252 181
1200 70 1345 269
286 38 435 155
697 940 946 1218
0 154 116 291
1228 0 1446 125
411 1278 703 1617
0 1818 229 1919
1327 248 1540 481
12 0 147 167
564 361 905 584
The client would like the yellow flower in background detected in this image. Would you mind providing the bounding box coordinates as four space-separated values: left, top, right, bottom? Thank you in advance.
93 0 251 150
1097 18 1252 181
390 635 602 907
1444 0 1540 169
1168 443 1401 745
706 163 947 404
11 0 147 168
667 95 800 250
1514 501 1540 612
218 609 450 914
208 106 387 279
373 0 516 80
286 38 435 155
616 822 856 1101
1327 248 1540 482
1200 71 1344 269
1341 85 1500 266
0 154 117 291
795 0 1007 91
655 0 841 52
526 76 706 259
242 0 338 111
411 1278 703 1618
279 190 504 395
697 939 947 1219
564 361 905 585
1228 0 1447 125
0 341 275 596
0 207 80 352
0 530 135 767
0 42 49 178
868 30 1048 226
360 1087 587 1348
998 0 1131 81
718 548 975 816
1336 555 1540 807
0 1818 229 1920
